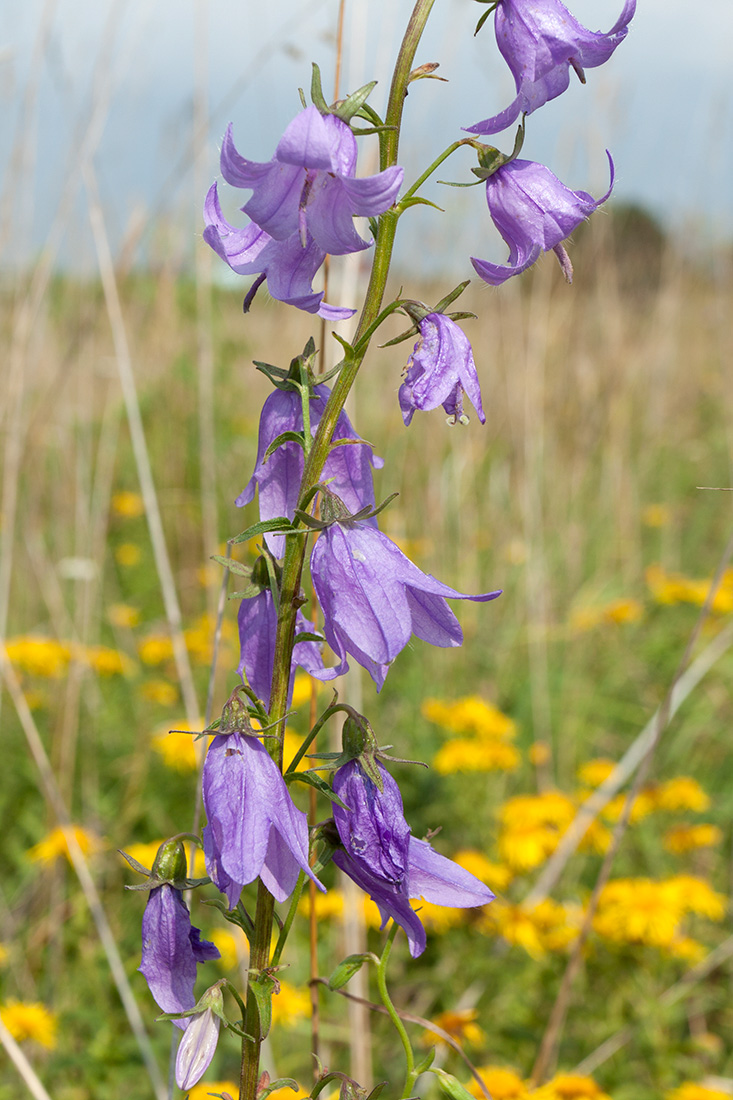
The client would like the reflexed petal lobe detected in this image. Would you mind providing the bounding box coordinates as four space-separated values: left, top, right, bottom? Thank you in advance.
408 838 495 908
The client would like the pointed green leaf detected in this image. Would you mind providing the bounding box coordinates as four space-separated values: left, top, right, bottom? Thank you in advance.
283 770 350 809
327 952 379 991
249 971 278 1040
229 517 294 545
310 63 329 113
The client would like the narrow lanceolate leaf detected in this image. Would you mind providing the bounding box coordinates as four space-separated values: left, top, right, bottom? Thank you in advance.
229 517 295 544
263 431 307 462
249 972 278 1040
210 554 255 578
283 770 350 809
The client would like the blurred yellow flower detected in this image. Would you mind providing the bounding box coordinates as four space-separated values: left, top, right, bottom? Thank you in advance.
271 981 310 1026
645 564 733 614
570 597 643 634
498 793 576 872
112 490 145 518
667 937 706 964
121 840 164 871
483 899 580 959
664 824 723 854
291 671 320 709
423 695 516 739
453 850 514 892
27 825 102 866
184 613 236 665
434 737 520 774
115 542 141 567
468 1066 528 1100
138 633 174 666
0 943 9 965
283 730 310 772
414 899 466 934
209 927 247 971
652 777 710 813
531 1073 610 1100
107 603 141 629
299 889 346 921
139 679 179 706
5 636 71 677
642 503 671 528
197 561 222 588
528 741 551 767
593 874 724 952
576 759 616 788
151 725 200 772
600 789 655 825
665 1085 731 1100
83 644 134 677
186 1082 238 1100
422 1008 484 1047
0 1000 58 1048
663 875 726 920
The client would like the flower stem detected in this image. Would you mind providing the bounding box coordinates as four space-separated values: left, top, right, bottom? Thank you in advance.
376 923 416 1099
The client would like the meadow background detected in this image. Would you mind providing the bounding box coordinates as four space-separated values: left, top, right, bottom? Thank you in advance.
2 3 733 1100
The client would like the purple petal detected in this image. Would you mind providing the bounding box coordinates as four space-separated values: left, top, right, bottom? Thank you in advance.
339 166 404 216
176 1009 221 1090
407 838 495 908
276 105 345 171
333 761 411 885
333 849 427 958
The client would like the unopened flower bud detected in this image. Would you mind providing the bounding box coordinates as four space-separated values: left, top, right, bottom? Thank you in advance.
175 986 224 1090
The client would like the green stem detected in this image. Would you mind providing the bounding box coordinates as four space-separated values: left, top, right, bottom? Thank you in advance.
270 871 307 968
376 924 416 1098
400 138 476 205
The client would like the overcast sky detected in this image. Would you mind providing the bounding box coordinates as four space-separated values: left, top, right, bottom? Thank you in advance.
1 0 731 274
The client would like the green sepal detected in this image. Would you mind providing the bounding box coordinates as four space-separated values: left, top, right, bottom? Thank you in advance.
354 102 385 128
293 631 324 645
368 491 399 520
229 517 295 544
327 952 379 991
379 324 419 349
259 1079 301 1100
263 430 307 461
399 194 445 213
283 769 350 809
248 971 278 1040
408 61 446 84
366 1084 388 1100
210 554 257 579
310 63 329 114
333 79 378 124
414 1047 436 1075
204 896 255 939
330 331 356 358
293 509 328 531
434 280 471 313
446 311 477 322
431 1068 477 1100
254 361 299 392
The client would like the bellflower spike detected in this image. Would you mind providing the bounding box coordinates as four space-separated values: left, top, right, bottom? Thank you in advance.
237 588 325 709
334 836 494 958
310 511 501 690
466 0 636 135
204 183 353 320
203 731 324 908
237 382 383 558
472 153 614 286
139 884 220 1029
333 759 411 885
220 106 403 254
399 313 485 426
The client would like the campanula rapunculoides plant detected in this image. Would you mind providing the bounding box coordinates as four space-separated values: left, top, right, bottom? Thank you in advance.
125 1 634 1096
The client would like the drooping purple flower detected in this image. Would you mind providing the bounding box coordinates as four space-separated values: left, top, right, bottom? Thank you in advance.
139 884 220 1029
471 153 614 286
237 589 330 708
334 836 495 958
203 731 324 908
220 106 403 255
237 382 383 558
399 313 485 426
466 0 636 135
309 517 501 690
176 1004 221 1090
333 759 411 885
204 183 352 320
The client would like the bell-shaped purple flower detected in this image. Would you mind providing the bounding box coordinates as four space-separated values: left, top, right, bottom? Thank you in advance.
220 106 403 255
399 314 485 426
139 884 220 1029
176 1003 221 1090
334 836 495 958
237 589 328 709
237 382 383 558
471 154 614 286
204 183 352 320
333 760 411 885
466 0 636 135
203 731 324 908
309 517 501 690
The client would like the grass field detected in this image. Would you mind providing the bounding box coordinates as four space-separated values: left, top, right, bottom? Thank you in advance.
2 213 733 1100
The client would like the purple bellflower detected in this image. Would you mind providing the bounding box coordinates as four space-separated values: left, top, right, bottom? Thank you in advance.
204 184 352 320
139 884 220 1029
334 836 495 958
399 313 485 426
309 509 501 690
333 759 411 885
472 153 614 286
220 106 403 255
466 0 636 135
237 382 383 558
237 588 326 709
203 730 324 908
176 1006 220 1090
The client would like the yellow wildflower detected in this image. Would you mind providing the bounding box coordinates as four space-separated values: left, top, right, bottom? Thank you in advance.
664 824 723 854
151 724 200 772
663 875 726 920
414 899 465 934
0 1000 58 1048
483 900 578 959
642 503 671 528
453 850 514 892
196 561 222 588
139 679 179 706
186 1082 238 1100
434 738 521 774
668 937 706 964
645 564 733 613
570 598 643 633
121 840 164 871
593 878 680 948
422 696 516 739
138 633 174 666
291 671 320 709
298 889 346 922
576 759 616 788
83 644 134 676
468 1066 528 1100
5 636 71 677
498 793 576 872
600 789 655 825
184 613 236 665
531 1073 610 1100
112 490 144 518
267 1089 311 1100
423 1008 484 1047
27 825 102 866
115 542 141 567
271 982 310 1027
282 730 310 772
665 1085 732 1100
0 943 9 965
652 777 710 813
578 818 612 855
528 741 551 767
209 927 247 971
107 603 141 629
